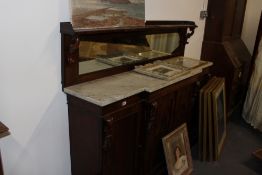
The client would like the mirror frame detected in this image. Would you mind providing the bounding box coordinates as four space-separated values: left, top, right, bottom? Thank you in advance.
60 21 197 88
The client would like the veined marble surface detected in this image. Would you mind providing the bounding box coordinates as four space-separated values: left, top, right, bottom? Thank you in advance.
64 61 212 106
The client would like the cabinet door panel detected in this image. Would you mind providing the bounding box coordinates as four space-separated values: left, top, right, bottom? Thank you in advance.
103 103 143 175
144 94 174 175
170 84 195 129
144 83 197 175
172 84 199 144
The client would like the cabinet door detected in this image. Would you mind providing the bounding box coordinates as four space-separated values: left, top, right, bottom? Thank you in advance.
143 83 197 175
170 84 195 129
143 94 175 175
102 102 144 175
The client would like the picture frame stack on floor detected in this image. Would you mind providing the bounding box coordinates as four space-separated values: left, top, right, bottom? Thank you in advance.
199 76 227 161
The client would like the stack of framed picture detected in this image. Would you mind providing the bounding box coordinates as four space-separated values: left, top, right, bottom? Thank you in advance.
199 77 227 161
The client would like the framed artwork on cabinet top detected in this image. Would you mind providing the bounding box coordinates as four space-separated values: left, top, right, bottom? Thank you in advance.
71 0 145 29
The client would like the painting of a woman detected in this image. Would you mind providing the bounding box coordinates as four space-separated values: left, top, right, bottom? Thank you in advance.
163 123 193 175
172 145 188 175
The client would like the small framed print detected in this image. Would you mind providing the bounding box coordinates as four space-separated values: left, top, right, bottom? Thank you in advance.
163 123 193 175
134 62 186 80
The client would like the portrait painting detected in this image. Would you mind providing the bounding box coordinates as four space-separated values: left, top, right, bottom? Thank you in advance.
162 123 193 175
212 79 227 160
71 0 145 29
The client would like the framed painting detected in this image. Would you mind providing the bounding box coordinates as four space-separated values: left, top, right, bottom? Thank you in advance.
163 123 193 175
212 78 227 160
71 0 145 29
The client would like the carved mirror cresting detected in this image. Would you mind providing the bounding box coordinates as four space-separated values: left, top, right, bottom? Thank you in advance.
60 21 197 88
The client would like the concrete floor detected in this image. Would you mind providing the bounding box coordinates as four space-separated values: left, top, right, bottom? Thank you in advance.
192 110 262 175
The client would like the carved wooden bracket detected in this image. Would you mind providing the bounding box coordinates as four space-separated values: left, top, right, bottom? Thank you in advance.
67 36 80 64
185 27 195 44
146 102 158 132
180 26 196 46
103 118 113 151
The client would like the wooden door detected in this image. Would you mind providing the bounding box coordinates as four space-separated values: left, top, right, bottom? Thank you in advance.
102 102 144 175
143 93 175 175
143 83 198 175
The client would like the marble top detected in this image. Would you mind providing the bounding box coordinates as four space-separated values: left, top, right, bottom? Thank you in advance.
64 61 212 106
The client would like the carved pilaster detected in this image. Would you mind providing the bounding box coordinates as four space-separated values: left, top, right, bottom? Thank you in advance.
67 36 80 64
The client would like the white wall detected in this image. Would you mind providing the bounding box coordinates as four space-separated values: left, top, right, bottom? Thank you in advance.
241 0 262 53
146 0 208 59
0 0 207 175
0 0 71 175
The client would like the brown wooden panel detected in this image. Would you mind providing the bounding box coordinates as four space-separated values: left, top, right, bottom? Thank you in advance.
223 0 237 38
142 72 209 175
232 0 247 37
204 1 226 42
0 122 9 138
68 97 103 175
201 0 250 115
103 102 144 175
143 94 174 175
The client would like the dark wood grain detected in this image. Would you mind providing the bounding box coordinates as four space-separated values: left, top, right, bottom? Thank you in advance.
62 19 210 175
201 0 251 116
66 68 210 175
0 122 8 137
142 69 209 175
67 95 144 175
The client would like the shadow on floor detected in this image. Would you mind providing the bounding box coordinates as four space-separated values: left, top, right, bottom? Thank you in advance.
191 108 262 175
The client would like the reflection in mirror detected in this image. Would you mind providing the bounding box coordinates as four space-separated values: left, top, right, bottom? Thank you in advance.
79 42 113 75
146 33 180 54
79 33 180 75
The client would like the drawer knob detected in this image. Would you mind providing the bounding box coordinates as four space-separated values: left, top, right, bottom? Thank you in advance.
121 101 127 106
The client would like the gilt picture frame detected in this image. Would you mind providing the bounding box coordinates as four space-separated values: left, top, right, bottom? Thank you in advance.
212 79 227 160
163 123 193 175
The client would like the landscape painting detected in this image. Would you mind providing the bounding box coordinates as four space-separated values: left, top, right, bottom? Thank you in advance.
71 0 145 29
